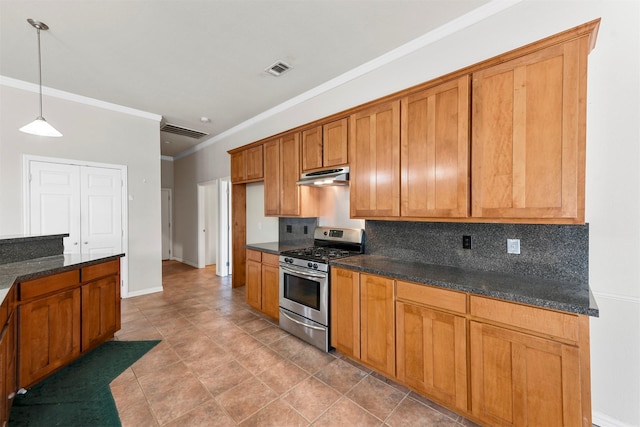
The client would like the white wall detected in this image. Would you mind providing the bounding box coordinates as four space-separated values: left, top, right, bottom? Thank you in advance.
0 83 162 297
172 1 639 424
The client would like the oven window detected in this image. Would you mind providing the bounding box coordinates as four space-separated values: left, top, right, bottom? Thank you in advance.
283 273 321 311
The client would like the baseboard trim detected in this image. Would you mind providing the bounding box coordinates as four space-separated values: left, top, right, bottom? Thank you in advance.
593 411 635 427
125 286 163 298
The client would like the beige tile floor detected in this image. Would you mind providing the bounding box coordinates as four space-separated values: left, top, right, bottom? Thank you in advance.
110 261 479 426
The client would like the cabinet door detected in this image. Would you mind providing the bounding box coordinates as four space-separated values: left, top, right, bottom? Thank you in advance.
263 139 280 216
81 275 119 352
396 302 467 411
323 118 348 167
470 321 583 427
330 268 360 358
18 288 81 388
279 132 302 216
261 263 280 320
360 274 395 377
401 76 469 218
245 145 264 181
471 39 588 222
245 256 263 311
350 100 400 218
301 126 323 172
231 151 245 183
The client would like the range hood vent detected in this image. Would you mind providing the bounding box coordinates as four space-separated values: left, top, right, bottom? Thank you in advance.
297 167 349 187
160 122 209 139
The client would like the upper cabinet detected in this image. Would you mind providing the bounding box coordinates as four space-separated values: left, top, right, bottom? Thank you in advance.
302 118 349 172
471 37 590 224
350 100 401 218
401 76 470 218
231 145 263 184
264 133 317 217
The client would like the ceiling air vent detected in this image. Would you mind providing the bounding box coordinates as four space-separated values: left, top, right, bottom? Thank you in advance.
265 60 292 76
160 123 209 139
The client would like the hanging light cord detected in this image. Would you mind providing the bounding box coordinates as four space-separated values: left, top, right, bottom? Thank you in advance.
35 24 44 119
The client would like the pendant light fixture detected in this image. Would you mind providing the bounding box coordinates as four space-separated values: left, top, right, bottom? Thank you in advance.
19 19 62 137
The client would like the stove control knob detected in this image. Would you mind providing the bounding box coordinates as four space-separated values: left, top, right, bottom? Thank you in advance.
313 263 318 269
285 258 293 263
307 262 313 268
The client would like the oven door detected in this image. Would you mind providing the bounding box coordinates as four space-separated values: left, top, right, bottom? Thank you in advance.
279 263 328 326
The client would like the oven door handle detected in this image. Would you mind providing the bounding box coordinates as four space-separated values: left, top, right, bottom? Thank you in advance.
280 264 327 279
280 310 326 331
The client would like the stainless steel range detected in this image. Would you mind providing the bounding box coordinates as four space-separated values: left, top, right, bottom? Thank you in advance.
279 226 364 352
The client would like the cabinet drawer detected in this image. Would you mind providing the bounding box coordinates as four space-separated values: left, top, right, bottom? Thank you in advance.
82 260 120 282
396 280 467 314
470 295 579 342
262 253 279 267
19 270 80 301
246 249 262 263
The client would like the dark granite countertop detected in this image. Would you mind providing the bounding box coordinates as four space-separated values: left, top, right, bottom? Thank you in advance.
330 254 598 317
0 252 125 304
245 241 310 255
0 234 68 243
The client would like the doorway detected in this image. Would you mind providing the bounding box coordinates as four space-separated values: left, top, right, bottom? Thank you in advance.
161 188 172 260
197 178 232 276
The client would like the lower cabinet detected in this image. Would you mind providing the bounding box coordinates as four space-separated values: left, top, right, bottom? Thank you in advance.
81 260 121 352
330 270 395 377
330 267 592 426
0 288 17 427
18 288 81 388
245 249 279 320
16 259 121 389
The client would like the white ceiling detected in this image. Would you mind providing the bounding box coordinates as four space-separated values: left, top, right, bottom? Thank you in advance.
0 0 491 157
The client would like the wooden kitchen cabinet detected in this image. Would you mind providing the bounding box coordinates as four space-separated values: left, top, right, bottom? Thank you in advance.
301 118 349 172
81 260 121 352
360 273 395 377
18 287 81 388
471 37 590 223
350 100 400 218
245 249 279 320
401 76 470 218
330 268 360 358
330 270 395 377
231 145 263 184
16 259 122 388
395 280 468 412
263 133 317 217
469 295 589 426
0 287 16 426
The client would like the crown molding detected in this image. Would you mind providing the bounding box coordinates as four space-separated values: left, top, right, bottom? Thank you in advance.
0 75 162 122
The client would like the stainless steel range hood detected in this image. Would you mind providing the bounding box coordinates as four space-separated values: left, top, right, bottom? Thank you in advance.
296 167 349 187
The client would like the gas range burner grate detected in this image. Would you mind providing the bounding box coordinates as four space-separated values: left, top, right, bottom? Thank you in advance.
281 246 357 263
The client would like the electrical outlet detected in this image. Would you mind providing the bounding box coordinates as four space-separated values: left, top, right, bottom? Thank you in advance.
286 225 292 233
304 225 308 234
507 239 521 254
462 235 472 249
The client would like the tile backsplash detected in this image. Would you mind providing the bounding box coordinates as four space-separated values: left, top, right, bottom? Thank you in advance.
279 217 317 245
365 220 589 283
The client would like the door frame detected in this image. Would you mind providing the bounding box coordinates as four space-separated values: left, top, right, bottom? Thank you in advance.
23 154 130 297
197 177 231 276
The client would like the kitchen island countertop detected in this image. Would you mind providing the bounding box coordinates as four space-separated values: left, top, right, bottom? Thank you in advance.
330 254 598 317
0 252 125 304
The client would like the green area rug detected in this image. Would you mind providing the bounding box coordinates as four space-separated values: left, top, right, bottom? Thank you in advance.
9 340 160 427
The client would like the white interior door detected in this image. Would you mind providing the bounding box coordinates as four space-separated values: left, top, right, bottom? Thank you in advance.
217 178 231 277
29 161 81 254
161 189 172 260
80 166 123 255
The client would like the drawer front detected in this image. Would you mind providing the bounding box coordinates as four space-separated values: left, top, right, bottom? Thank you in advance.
396 280 467 314
262 252 279 267
246 249 262 263
470 295 579 342
20 270 80 301
82 259 120 282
